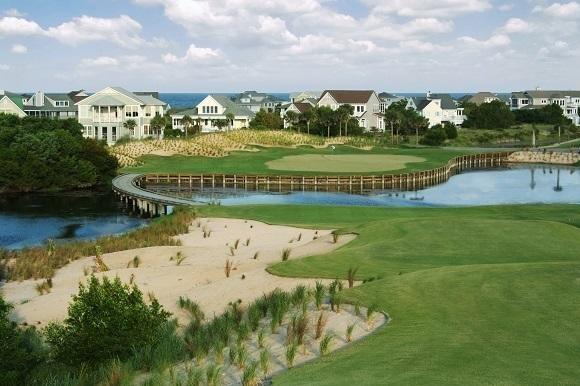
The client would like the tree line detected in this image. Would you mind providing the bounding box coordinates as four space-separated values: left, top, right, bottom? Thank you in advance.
0 114 118 193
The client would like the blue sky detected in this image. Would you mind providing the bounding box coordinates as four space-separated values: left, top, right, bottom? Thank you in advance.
1 0 579 93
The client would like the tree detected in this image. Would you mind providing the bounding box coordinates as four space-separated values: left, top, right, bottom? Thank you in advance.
214 119 229 131
1 296 44 385
181 115 193 137
284 110 299 130
123 119 137 138
420 124 447 146
150 114 166 139
463 100 515 129
249 110 283 130
514 103 572 126
300 109 315 135
225 112 235 132
444 122 458 140
337 104 354 136
44 276 170 365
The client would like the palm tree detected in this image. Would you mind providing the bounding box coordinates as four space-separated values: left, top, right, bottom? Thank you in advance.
301 109 315 135
214 119 228 131
181 115 193 138
225 112 235 132
337 105 354 137
123 119 137 138
195 117 203 134
150 114 166 139
383 109 401 145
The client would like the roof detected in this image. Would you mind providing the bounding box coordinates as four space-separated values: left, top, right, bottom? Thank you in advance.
321 90 375 104
78 87 167 106
294 102 312 114
2 94 25 110
207 94 255 117
378 92 398 100
429 94 458 109
524 90 580 99
89 95 127 107
467 92 499 105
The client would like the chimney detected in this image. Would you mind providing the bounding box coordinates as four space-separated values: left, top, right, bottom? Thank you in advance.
35 91 44 107
427 91 432 99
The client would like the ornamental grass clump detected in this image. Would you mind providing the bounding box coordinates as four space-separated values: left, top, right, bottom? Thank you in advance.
259 348 270 375
171 251 186 266
346 323 355 342
241 360 259 386
314 281 325 310
285 342 298 368
127 255 140 268
291 285 308 308
35 279 52 295
205 364 222 386
315 312 328 340
225 259 234 278
281 248 291 261
319 334 334 357
347 266 359 288
178 296 205 326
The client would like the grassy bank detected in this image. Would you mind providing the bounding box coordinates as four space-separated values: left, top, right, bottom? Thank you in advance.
122 146 470 176
197 204 580 385
0 208 196 281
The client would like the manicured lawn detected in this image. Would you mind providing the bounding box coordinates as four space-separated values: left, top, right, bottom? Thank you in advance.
197 204 580 385
122 146 470 176
265 154 426 173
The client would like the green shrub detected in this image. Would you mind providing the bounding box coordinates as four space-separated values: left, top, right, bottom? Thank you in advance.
44 276 170 365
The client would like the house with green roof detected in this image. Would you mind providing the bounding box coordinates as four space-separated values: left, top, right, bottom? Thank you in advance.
409 92 465 127
76 86 168 144
171 94 255 133
0 91 27 117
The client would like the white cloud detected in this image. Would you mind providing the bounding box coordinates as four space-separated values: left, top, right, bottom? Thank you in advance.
46 15 148 48
0 17 43 36
459 33 511 48
533 2 580 18
400 39 451 53
162 44 223 64
498 4 514 12
502 18 531 33
11 44 28 54
362 0 492 17
0 64 9 71
80 56 120 67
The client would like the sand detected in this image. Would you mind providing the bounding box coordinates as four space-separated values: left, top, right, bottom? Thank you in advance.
2 218 357 326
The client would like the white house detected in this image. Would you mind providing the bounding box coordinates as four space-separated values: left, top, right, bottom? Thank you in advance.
280 100 315 129
510 89 580 125
76 86 168 144
317 90 383 131
378 92 403 113
171 94 254 133
0 91 27 117
410 93 465 127
231 91 284 113
22 91 84 119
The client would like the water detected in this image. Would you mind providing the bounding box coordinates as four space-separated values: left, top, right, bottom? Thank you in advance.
160 93 291 109
149 165 580 207
0 191 147 250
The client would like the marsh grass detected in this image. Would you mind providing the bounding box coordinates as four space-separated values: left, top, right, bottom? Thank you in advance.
366 303 378 326
6 207 195 281
257 328 266 349
281 248 291 261
171 251 186 266
185 366 203 386
178 297 205 325
35 279 52 295
205 364 222 386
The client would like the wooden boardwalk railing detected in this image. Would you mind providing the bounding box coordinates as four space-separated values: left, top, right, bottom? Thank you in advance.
141 152 512 194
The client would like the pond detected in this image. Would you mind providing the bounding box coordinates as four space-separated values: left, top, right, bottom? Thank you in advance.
0 191 147 250
145 165 580 207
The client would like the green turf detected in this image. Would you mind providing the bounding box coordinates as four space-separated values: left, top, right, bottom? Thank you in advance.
122 146 469 176
197 204 580 385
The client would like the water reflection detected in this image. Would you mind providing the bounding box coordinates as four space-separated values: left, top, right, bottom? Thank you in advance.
149 165 580 207
0 191 147 250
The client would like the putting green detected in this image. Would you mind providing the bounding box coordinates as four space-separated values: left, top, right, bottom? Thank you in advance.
266 154 426 173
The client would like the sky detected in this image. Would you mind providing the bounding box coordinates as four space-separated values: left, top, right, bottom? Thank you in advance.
0 0 579 93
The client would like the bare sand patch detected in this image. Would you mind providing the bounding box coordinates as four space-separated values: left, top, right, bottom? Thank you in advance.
3 218 356 326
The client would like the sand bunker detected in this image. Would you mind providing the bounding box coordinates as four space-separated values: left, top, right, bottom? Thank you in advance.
266 154 426 173
3 218 357 326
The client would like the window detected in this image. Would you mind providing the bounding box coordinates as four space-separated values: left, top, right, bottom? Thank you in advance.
143 125 150 135
101 127 108 140
55 101 69 107
83 125 93 137
356 105 365 113
112 127 117 142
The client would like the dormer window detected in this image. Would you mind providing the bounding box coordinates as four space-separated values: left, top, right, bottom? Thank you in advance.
55 101 69 107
